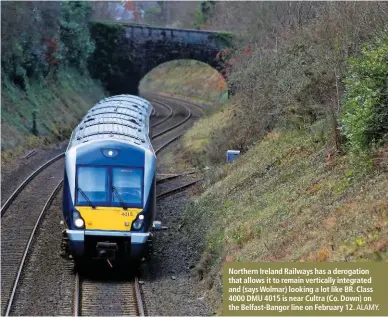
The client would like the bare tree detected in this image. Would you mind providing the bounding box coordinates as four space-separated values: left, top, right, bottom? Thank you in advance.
91 1 128 21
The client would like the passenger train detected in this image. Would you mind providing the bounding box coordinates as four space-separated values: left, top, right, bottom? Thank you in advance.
61 95 156 267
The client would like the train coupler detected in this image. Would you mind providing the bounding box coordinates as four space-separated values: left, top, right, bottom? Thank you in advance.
96 242 118 268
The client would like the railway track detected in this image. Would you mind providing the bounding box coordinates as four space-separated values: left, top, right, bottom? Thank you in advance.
74 274 144 316
156 171 196 184
2 181 63 316
156 179 201 200
0 153 65 216
148 93 205 114
151 100 191 139
149 96 193 154
1 94 202 316
150 100 173 128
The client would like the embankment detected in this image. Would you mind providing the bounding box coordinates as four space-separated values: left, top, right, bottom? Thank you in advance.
1 69 105 161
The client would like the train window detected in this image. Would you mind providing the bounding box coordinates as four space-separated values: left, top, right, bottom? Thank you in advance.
76 167 108 204
112 167 143 207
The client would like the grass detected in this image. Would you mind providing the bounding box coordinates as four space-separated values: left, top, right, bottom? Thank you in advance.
1 68 106 162
139 59 228 105
180 104 233 168
178 112 388 311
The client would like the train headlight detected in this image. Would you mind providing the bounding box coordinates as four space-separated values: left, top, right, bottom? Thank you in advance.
73 210 85 229
132 214 144 230
102 149 119 158
75 218 85 228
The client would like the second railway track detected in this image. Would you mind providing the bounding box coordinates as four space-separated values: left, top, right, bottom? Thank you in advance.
2 181 63 316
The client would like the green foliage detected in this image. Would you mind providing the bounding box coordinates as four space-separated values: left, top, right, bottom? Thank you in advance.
59 1 95 70
194 1 216 30
1 2 59 86
207 40 335 158
196 2 388 162
340 33 388 152
1 1 95 88
1 68 105 151
87 21 130 94
209 31 234 48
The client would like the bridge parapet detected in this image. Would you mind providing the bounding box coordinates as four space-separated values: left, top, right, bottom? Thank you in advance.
88 21 233 95
123 24 230 48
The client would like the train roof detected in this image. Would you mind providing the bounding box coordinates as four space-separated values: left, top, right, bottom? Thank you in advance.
96 95 151 109
67 95 152 150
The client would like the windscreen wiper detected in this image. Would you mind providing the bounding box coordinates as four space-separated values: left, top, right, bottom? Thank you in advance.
112 186 128 210
77 187 96 209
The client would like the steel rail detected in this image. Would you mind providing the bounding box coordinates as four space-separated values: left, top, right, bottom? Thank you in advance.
1 152 65 217
151 101 191 139
4 181 63 317
74 273 81 317
148 93 205 113
154 131 185 154
156 179 201 200
156 171 196 184
21 149 37 160
74 273 80 317
134 276 145 317
150 100 173 128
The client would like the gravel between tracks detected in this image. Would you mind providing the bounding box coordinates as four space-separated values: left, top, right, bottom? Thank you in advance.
139 191 211 316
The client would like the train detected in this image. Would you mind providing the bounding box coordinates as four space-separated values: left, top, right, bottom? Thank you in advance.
61 94 156 267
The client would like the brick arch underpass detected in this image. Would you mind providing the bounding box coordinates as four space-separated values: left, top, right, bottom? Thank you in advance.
88 21 233 96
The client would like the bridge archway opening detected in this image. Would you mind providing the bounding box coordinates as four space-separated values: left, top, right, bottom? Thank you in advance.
88 21 233 98
139 59 228 102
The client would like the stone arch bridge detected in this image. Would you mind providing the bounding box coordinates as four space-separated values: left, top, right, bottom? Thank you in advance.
88 21 233 96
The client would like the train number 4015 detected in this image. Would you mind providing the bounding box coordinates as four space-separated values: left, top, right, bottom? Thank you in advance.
121 211 133 217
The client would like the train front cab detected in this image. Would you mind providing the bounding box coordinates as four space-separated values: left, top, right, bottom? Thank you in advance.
63 140 156 265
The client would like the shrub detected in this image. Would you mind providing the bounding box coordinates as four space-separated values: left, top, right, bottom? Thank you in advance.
203 2 388 157
1 1 95 88
340 33 388 152
59 1 95 71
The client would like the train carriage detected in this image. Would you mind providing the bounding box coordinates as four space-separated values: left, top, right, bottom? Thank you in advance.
62 95 156 267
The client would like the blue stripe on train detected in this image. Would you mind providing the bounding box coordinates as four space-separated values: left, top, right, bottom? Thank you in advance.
75 140 145 166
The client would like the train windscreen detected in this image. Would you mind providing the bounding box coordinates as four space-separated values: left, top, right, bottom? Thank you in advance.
76 166 108 205
112 167 143 207
75 166 143 207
